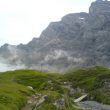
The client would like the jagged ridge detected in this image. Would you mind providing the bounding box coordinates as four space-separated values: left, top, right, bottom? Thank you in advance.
1 0 110 71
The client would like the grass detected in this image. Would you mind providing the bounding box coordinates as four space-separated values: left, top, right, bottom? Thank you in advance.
0 70 46 110
1 66 110 110
0 69 82 110
0 78 33 110
62 66 110 104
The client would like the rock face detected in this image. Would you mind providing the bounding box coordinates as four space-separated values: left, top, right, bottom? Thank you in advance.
1 0 110 71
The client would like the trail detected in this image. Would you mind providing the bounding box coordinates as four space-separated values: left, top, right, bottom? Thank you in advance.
22 94 47 110
22 96 36 110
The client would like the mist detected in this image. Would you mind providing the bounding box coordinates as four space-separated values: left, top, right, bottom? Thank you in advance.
0 61 26 72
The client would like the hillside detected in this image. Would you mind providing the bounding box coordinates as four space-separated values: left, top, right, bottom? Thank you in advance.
1 67 110 110
1 0 110 71
0 69 83 110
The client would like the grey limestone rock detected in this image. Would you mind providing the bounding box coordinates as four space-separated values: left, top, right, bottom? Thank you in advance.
1 0 110 71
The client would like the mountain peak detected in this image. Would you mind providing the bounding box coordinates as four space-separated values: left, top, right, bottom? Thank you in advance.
1 1 110 71
89 0 110 15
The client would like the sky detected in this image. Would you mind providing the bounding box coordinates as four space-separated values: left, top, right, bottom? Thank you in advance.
0 0 94 46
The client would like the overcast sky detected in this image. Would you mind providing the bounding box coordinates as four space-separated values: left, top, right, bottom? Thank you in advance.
0 0 94 46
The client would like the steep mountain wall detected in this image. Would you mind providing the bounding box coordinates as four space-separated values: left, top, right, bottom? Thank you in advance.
1 0 110 71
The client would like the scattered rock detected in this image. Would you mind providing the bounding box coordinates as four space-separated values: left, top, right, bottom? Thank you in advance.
78 101 110 110
63 82 67 85
34 93 41 99
48 80 52 83
104 80 110 88
35 93 41 97
27 100 33 104
53 98 65 108
33 95 48 110
50 87 54 90
74 94 88 103
27 86 34 90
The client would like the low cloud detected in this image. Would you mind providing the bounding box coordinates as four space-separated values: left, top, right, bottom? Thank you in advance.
0 62 26 72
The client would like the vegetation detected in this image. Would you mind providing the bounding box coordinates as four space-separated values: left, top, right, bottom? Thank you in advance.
1 66 110 110
63 66 110 104
0 74 33 110
0 70 82 110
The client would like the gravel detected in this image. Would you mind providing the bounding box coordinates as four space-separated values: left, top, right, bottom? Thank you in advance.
77 101 110 110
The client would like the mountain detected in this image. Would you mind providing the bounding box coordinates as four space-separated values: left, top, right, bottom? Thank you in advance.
1 0 110 71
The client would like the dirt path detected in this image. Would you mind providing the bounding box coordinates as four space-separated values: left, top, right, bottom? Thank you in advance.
22 94 47 110
22 96 36 110
22 104 32 110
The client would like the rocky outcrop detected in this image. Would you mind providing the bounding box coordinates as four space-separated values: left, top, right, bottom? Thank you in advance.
1 0 110 71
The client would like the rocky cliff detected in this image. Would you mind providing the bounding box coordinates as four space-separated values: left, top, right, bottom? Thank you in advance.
1 0 110 71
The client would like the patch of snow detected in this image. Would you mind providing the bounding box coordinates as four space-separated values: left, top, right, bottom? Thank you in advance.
79 17 85 20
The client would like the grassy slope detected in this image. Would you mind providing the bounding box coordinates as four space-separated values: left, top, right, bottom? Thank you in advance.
1 66 110 110
0 70 81 110
62 66 110 104
0 70 40 110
